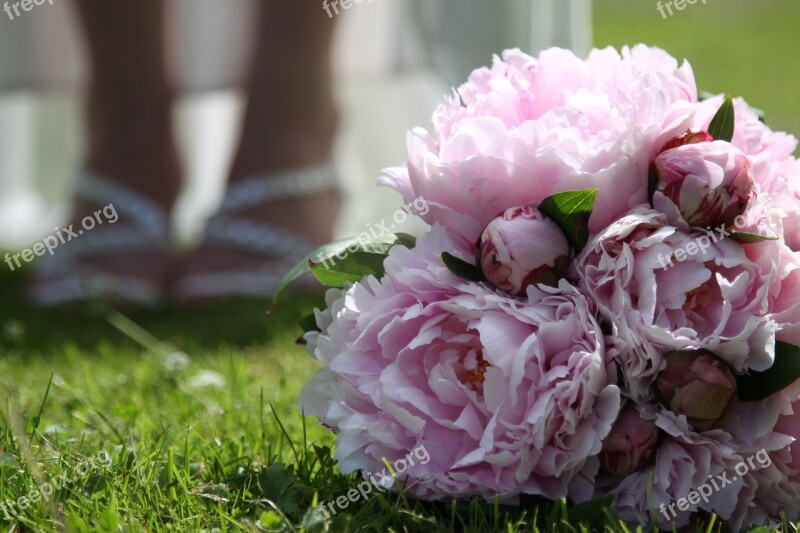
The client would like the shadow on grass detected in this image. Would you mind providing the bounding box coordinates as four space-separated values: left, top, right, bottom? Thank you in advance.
0 266 322 356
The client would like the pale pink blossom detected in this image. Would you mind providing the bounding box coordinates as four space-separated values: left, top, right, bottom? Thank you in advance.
577 207 779 401
478 206 570 294
300 225 620 502
652 141 755 228
381 45 698 244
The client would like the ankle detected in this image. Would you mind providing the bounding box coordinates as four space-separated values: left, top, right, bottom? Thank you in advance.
83 139 182 211
229 105 339 181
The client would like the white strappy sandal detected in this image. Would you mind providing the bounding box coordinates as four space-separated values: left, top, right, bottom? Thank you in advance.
26 172 172 307
171 159 340 301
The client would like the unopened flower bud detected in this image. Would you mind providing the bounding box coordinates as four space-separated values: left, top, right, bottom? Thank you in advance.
599 403 660 477
656 350 738 431
653 141 755 228
477 206 570 295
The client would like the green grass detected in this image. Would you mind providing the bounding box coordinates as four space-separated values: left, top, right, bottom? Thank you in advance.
2 4 800 530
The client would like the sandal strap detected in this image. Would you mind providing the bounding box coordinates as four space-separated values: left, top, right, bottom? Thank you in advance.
34 227 168 273
173 159 340 300
33 172 171 273
204 216 315 259
77 172 169 237
219 158 339 216
28 171 171 306
28 270 163 307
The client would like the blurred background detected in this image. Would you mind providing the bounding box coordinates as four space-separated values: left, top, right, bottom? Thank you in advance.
0 0 797 249
0 0 593 250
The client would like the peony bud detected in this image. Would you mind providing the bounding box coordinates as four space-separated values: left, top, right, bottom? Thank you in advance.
656 350 738 431
477 206 570 295
653 141 755 228
599 403 660 477
659 130 714 152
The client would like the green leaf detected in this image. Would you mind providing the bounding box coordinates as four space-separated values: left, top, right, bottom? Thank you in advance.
270 257 312 309
567 494 613 525
441 252 485 282
708 93 735 142
310 251 388 288
271 233 416 309
737 342 800 401
729 231 779 244
537 189 598 252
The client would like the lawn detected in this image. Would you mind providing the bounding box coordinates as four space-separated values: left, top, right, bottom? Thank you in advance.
2 2 800 531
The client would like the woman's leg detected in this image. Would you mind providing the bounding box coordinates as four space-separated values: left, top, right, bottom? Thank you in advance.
29 0 180 305
229 0 339 182
177 1 340 298
74 0 181 208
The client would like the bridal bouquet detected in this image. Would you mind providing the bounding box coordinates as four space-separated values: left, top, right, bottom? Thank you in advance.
277 45 800 530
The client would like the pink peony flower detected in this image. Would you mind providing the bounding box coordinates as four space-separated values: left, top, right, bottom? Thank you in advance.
477 206 570 294
653 94 800 248
577 207 779 401
744 232 800 345
762 157 800 251
380 45 699 244
608 391 800 530
609 430 746 529
652 141 755 228
769 247 800 345
299 225 620 502
656 350 737 431
772 385 800 487
294 44 800 529
599 403 660 477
